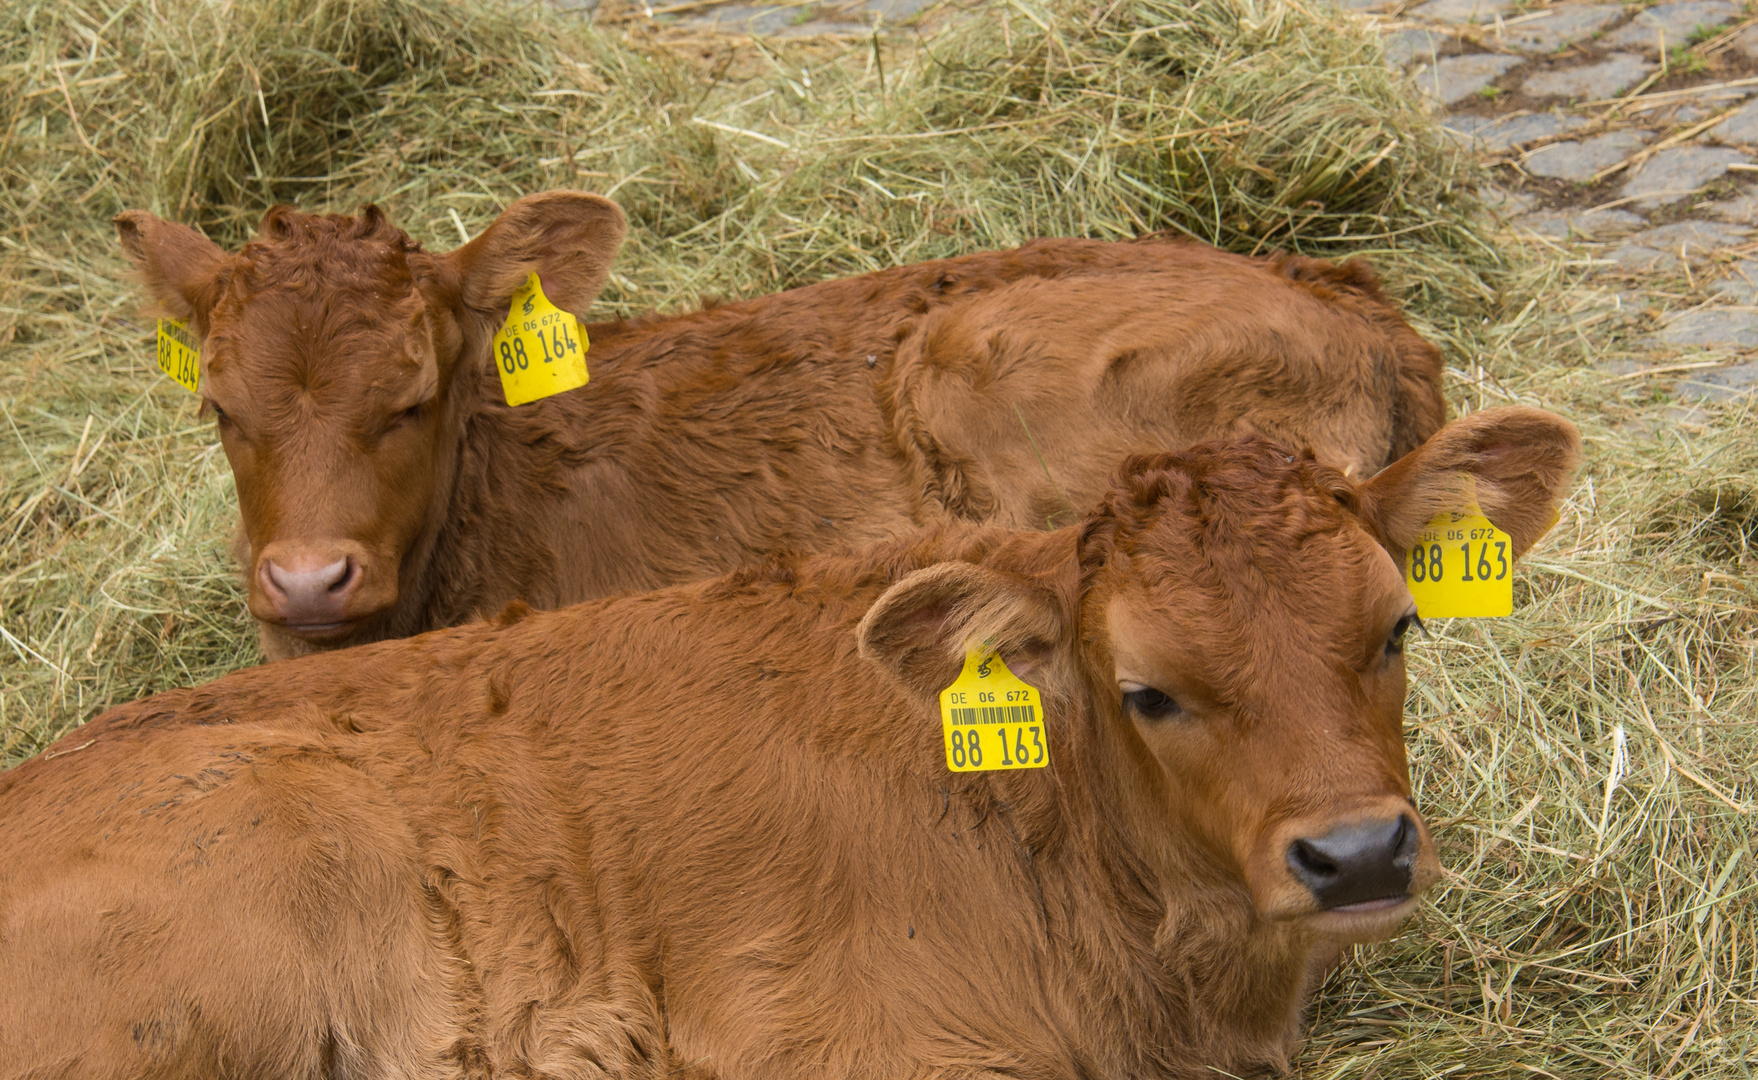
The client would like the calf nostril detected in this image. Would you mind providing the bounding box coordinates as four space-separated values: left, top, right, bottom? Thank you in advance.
1287 838 1340 886
262 560 293 597
1392 814 1418 871
1288 817 1418 910
323 558 356 594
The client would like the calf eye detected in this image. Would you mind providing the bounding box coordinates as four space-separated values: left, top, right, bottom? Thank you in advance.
1122 685 1181 721
393 403 424 426
1385 614 1423 656
206 401 230 426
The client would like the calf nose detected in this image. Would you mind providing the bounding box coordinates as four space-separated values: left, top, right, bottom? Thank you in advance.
1286 815 1418 909
259 553 359 627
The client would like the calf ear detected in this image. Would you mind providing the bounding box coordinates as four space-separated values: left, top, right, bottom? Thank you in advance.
1356 406 1582 560
858 562 1065 702
449 191 626 321
113 211 228 329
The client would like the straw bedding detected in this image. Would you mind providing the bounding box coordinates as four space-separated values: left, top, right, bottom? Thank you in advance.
1 0 1752 1071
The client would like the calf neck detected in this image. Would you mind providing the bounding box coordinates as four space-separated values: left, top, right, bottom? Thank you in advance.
0 408 1580 1078
116 192 1447 659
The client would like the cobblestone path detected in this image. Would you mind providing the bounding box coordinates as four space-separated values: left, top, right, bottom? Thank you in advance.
1356 0 1758 408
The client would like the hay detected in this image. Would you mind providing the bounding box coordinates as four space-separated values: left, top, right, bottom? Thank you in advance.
1 0 1753 1072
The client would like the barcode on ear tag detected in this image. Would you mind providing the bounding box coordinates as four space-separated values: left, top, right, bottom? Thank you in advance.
1405 510 1513 618
939 647 1049 772
155 318 200 393
493 272 589 406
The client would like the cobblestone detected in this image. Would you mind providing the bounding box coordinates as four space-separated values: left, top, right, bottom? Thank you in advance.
1406 0 1511 23
1619 145 1752 207
1710 260 1758 302
1513 208 1647 239
678 4 796 33
1521 53 1657 100
1675 359 1758 399
1482 187 1541 214
1419 54 1524 105
1709 98 1758 145
1382 27 1448 67
1525 131 1653 180
1443 112 1589 149
1606 220 1750 269
1603 0 1741 54
1734 24 1758 60
1705 191 1758 222
1500 4 1623 54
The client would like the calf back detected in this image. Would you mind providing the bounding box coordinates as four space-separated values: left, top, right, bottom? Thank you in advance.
116 196 1445 659
424 239 1444 639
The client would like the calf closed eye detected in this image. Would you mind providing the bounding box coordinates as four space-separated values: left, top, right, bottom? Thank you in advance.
1384 613 1423 656
1121 683 1181 721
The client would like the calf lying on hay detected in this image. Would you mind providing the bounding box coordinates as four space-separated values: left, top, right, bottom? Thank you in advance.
0 408 1578 1078
116 190 1445 661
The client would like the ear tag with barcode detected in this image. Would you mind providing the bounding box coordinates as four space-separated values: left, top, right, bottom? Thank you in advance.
492 272 589 406
940 647 1049 772
1405 507 1513 618
155 318 201 393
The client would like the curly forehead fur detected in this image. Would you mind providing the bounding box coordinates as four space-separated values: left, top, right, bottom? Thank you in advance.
1080 439 1361 594
229 204 425 301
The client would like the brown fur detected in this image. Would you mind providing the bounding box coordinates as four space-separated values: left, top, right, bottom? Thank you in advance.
115 192 1447 660
0 409 1578 1079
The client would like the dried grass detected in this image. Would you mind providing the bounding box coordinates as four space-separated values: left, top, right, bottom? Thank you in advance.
1 0 1753 1073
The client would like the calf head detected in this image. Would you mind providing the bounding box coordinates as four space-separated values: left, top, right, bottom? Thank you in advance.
862 407 1581 944
114 193 627 658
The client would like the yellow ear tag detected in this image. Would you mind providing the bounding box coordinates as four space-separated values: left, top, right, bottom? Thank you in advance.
1405 507 1513 618
155 318 200 393
492 273 589 406
940 648 1049 772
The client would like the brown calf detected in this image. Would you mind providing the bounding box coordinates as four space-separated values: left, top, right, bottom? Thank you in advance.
0 408 1578 1079
116 191 1446 660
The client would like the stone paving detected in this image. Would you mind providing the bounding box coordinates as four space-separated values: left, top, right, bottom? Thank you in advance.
1355 0 1758 403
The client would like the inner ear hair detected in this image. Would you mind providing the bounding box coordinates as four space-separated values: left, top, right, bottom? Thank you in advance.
449 191 627 320
113 211 228 327
857 562 1064 701
1360 406 1583 559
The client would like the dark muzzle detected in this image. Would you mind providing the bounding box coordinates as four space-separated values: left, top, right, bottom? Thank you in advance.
1286 815 1418 909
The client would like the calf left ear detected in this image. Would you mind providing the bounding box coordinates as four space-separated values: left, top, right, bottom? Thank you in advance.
858 562 1065 702
1356 406 1583 560
114 211 229 331
448 190 627 321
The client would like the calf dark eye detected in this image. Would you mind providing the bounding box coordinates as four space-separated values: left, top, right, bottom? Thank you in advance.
394 403 424 426
206 401 230 426
1123 686 1181 721
1385 614 1423 656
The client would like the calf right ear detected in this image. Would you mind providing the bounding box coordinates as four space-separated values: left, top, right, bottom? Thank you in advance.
449 191 627 322
113 211 229 329
858 562 1065 703
1356 406 1583 560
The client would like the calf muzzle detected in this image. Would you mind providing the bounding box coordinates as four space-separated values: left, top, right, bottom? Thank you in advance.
253 539 381 637
1286 814 1418 910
